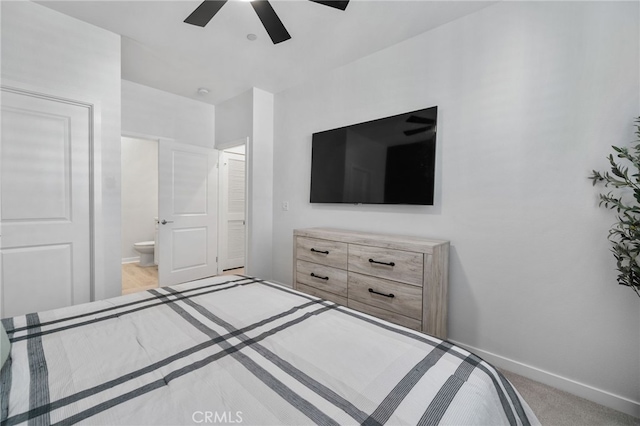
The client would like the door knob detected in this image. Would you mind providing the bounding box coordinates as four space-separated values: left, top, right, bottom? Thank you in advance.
160 220 174 225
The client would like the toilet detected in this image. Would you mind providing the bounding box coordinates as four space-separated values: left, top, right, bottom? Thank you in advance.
133 219 159 267
133 241 155 267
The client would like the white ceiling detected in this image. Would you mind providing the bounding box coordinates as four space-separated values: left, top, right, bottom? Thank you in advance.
38 0 497 105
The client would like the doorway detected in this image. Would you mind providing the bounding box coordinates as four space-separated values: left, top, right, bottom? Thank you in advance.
218 143 247 275
121 136 158 294
121 136 221 293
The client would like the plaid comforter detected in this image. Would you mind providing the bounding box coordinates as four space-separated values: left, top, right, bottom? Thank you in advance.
1 275 539 425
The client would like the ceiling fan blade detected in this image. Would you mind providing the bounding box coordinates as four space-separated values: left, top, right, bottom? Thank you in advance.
250 0 291 44
308 0 349 11
404 127 431 137
184 0 228 27
406 115 435 125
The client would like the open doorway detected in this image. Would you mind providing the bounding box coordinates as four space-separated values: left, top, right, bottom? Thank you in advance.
218 143 247 276
121 136 220 292
121 136 159 294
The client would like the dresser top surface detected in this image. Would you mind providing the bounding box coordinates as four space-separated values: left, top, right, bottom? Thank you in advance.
294 227 449 253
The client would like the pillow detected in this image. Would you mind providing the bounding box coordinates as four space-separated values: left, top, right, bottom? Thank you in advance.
1 322 10 370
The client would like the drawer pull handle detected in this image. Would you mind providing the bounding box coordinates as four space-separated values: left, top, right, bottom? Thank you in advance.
311 248 330 255
310 273 329 280
369 288 395 298
369 258 396 267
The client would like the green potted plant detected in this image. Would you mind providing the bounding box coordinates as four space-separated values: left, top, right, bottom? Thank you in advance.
589 117 640 298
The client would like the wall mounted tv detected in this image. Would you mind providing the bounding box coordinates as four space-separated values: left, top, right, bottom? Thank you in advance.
310 106 437 205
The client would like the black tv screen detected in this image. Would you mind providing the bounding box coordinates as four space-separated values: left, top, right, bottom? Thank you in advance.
310 106 437 205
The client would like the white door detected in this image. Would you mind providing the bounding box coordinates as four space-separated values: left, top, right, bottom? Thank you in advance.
158 141 218 286
219 151 246 271
1 87 92 317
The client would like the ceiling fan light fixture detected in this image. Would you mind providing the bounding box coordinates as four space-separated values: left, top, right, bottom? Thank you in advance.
184 0 349 44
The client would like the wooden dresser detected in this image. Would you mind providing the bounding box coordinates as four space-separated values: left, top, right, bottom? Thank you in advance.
293 228 449 339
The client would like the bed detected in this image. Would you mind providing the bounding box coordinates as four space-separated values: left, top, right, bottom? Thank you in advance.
1 275 539 425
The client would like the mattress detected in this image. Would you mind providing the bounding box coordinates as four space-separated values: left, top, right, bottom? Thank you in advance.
1 275 539 425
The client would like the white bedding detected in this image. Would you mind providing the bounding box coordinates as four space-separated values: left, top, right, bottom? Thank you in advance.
1 275 539 425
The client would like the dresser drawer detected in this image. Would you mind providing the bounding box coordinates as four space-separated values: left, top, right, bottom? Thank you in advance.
294 228 449 339
296 260 348 297
348 244 423 286
296 283 348 306
348 272 423 320
348 299 422 331
296 237 348 269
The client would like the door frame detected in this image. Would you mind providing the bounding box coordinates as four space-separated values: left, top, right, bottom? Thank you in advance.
123 133 221 286
120 133 160 266
121 131 165 285
217 137 249 275
1 79 102 304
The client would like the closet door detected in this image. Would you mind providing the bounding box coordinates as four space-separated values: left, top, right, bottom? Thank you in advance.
219 151 246 271
1 87 92 317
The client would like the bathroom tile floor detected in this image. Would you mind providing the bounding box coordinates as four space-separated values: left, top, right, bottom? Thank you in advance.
121 264 245 295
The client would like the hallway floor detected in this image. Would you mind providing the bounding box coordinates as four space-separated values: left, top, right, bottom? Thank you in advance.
121 263 245 295
122 263 157 295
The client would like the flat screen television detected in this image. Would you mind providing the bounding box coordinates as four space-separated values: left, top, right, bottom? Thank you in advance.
310 106 437 205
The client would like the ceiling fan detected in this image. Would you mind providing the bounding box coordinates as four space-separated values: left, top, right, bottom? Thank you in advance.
184 0 350 45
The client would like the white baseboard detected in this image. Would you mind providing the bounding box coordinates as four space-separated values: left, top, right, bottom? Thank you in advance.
121 257 140 264
449 339 640 418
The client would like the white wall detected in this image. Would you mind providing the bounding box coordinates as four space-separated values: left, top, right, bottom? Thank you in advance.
272 1 639 416
1 1 122 300
215 89 253 147
122 80 215 148
249 88 274 279
121 137 158 262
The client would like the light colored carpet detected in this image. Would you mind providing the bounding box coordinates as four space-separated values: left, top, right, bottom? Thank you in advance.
502 370 639 426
